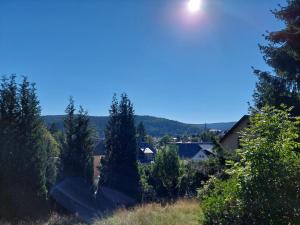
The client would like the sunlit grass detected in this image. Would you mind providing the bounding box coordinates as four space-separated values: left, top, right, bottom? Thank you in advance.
95 199 202 225
0 199 202 225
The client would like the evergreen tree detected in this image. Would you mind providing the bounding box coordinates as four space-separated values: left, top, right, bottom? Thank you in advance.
0 75 20 218
60 99 94 184
136 122 146 143
99 94 141 200
16 77 48 217
74 106 94 184
0 76 50 218
253 0 300 114
49 122 59 134
60 97 76 178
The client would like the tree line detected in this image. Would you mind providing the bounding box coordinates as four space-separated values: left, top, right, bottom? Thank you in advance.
0 77 217 220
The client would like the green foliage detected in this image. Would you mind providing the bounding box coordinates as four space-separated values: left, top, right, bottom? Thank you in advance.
200 106 300 225
178 158 226 198
60 98 94 185
238 106 300 224
199 131 215 142
138 147 226 202
99 94 141 200
42 127 60 190
199 176 242 225
136 122 146 142
158 135 171 147
151 145 180 199
138 163 156 202
144 135 155 147
253 0 300 115
74 106 95 184
44 115 234 138
0 76 56 218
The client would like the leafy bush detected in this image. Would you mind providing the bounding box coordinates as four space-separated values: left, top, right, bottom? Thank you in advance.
139 146 228 202
178 158 226 197
138 163 157 202
151 145 181 199
199 176 243 225
200 106 300 225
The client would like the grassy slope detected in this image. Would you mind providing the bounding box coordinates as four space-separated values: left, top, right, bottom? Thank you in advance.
95 199 202 225
0 200 202 225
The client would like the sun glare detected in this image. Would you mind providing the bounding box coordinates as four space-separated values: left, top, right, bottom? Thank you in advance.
187 0 202 13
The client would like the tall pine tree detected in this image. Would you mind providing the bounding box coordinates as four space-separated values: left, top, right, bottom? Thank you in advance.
60 98 94 185
61 97 76 179
16 77 48 217
0 76 50 218
74 106 94 184
99 94 141 201
253 0 300 114
0 75 20 218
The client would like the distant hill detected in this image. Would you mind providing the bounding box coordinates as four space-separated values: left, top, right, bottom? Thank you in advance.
42 115 235 137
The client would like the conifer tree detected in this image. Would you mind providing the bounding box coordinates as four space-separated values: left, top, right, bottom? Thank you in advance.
16 77 48 216
137 122 146 143
0 75 19 218
61 97 76 178
99 94 141 200
253 0 300 114
74 106 94 184
60 99 94 184
0 76 50 218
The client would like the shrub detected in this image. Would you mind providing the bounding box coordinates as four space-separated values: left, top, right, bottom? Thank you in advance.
151 145 180 199
200 106 300 225
199 176 243 225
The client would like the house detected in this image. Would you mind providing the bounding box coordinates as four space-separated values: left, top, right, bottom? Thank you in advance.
174 142 215 161
138 142 157 163
219 115 250 152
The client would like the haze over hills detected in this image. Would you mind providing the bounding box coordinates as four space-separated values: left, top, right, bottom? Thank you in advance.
43 115 235 137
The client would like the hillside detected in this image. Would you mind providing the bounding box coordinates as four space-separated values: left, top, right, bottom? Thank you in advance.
43 115 235 137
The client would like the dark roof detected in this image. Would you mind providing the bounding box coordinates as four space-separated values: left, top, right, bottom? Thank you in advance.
220 115 250 143
175 143 202 159
94 141 105 156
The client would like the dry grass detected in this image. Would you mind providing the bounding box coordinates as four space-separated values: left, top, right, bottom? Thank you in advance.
0 199 202 225
95 199 202 225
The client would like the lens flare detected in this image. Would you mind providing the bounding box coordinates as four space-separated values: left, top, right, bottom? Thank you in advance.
187 0 201 13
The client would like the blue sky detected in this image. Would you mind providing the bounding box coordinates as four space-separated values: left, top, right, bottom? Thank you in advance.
0 0 285 123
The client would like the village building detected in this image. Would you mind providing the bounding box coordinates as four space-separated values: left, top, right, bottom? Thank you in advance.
138 142 157 163
219 115 250 152
174 142 215 161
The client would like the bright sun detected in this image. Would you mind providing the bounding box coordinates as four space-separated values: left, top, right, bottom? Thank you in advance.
187 0 202 13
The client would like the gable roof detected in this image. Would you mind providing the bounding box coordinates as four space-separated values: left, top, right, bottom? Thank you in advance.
175 143 202 159
144 148 154 154
139 142 157 154
220 115 250 144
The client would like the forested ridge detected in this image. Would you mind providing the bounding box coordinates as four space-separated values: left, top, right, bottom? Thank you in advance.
43 115 235 137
